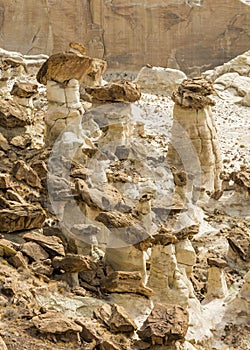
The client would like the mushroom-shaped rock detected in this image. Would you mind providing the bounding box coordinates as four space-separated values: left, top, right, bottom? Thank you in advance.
32 311 82 334
172 77 215 109
86 80 141 103
168 77 222 198
138 303 188 346
37 52 107 85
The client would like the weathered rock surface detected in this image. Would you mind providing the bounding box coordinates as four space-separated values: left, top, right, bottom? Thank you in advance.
52 254 91 272
23 231 65 256
13 160 42 188
138 303 188 345
0 204 46 233
94 303 137 333
1 0 250 74
168 78 222 197
10 82 38 98
0 99 28 128
135 66 187 95
32 310 82 334
86 80 141 103
102 271 153 297
37 52 106 85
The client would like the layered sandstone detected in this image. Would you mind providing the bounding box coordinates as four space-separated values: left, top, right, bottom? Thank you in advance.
0 0 250 74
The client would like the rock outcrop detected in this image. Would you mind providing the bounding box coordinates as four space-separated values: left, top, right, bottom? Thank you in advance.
1 0 250 74
167 77 223 202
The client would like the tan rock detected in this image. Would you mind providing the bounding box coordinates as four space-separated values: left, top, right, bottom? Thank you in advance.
13 160 42 189
37 52 107 85
205 265 228 300
0 336 8 350
8 251 28 269
138 303 188 346
0 99 28 128
0 238 18 256
86 80 141 103
21 241 49 261
52 254 91 272
32 310 82 334
23 231 65 256
147 243 191 307
0 204 46 233
94 303 137 333
135 66 187 95
10 81 38 98
101 271 153 297
10 134 32 149
168 79 222 196
0 173 11 189
0 132 9 151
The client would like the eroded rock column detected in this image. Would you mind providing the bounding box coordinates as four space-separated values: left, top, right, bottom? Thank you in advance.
167 77 223 202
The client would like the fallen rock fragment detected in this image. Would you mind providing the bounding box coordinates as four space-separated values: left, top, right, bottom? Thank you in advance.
0 204 46 233
86 80 141 103
8 251 28 269
95 303 137 333
32 310 82 334
52 254 91 272
13 160 42 188
10 81 38 98
102 271 153 297
0 238 18 257
23 231 65 256
0 99 28 128
0 173 11 188
138 303 188 346
21 241 49 261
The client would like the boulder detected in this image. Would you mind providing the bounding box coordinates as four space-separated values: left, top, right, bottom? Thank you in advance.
13 160 42 188
21 241 49 261
138 303 188 345
0 173 11 189
37 52 107 85
0 204 46 233
52 254 91 272
10 81 38 98
23 231 65 256
94 303 137 333
32 310 82 334
135 66 187 95
0 99 28 128
86 80 141 102
101 271 153 297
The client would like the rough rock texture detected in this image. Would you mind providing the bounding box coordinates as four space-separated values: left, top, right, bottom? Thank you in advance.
203 50 250 105
86 80 141 103
138 303 188 346
37 52 106 85
0 204 46 233
135 66 187 95
1 0 250 74
168 78 222 197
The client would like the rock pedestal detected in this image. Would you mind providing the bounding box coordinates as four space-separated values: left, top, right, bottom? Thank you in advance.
168 78 222 203
45 78 84 145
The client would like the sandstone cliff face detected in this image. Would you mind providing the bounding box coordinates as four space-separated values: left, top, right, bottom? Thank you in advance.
0 0 250 74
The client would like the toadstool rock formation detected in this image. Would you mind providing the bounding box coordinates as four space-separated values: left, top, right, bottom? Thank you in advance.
167 77 223 204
